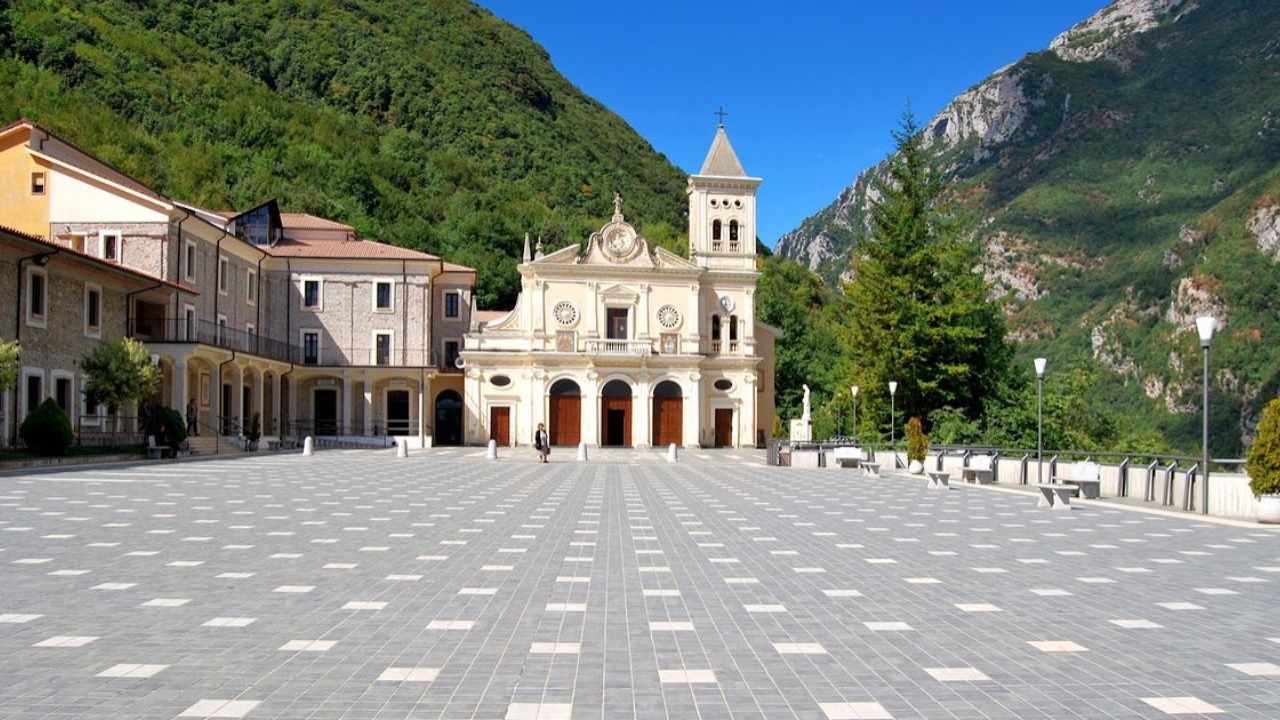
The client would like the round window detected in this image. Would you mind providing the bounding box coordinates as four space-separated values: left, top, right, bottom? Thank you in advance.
734 199 743 208
656 304 681 329
552 301 579 328
713 379 733 391
490 375 512 387
709 199 718 207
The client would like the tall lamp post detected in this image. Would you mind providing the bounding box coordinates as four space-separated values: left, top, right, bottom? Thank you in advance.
1196 316 1216 515
1034 358 1047 484
850 386 859 442
888 381 898 469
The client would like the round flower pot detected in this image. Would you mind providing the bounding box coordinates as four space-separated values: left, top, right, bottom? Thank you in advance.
1258 494 1280 524
908 460 924 475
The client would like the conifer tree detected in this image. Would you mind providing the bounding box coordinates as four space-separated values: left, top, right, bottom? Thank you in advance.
844 112 1008 438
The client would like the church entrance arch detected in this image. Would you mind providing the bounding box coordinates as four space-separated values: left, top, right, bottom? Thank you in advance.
434 390 463 446
651 380 683 447
600 379 633 447
548 378 581 447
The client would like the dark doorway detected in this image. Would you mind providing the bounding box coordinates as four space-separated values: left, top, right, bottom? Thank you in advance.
387 390 410 436
434 390 463 446
601 379 632 447
221 383 233 434
549 379 581 446
489 406 510 446
314 388 338 435
651 380 683 447
606 308 628 339
714 408 734 448
242 386 252 429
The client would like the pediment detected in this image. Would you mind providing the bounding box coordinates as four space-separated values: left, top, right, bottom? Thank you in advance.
529 244 580 265
598 283 641 303
654 247 700 270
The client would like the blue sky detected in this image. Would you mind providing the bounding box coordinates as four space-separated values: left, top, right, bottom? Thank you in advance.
475 0 1107 246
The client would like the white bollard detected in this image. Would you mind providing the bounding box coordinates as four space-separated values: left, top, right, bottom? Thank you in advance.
486 439 498 461
396 440 407 458
302 436 314 456
576 442 588 462
667 443 678 463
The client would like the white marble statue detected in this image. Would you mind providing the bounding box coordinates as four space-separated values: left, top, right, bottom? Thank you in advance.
801 385 811 422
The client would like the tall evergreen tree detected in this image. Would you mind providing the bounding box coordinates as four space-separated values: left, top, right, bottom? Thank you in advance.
844 112 1008 440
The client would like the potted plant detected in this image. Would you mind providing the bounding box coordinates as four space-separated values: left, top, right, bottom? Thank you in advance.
245 412 262 452
1248 398 1280 524
905 416 928 475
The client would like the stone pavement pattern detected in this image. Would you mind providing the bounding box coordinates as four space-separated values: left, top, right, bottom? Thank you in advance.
1 448 1279 719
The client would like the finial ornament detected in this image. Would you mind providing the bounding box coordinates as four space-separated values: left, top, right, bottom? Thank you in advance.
613 191 623 219
714 106 728 127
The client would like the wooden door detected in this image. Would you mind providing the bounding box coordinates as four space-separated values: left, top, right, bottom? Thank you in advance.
601 396 632 447
714 408 733 448
652 397 683 447
549 395 581 446
489 406 510 446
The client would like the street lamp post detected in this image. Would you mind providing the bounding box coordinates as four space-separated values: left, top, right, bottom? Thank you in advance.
888 381 898 469
1197 316 1216 515
1034 358 1047 484
850 386 859 443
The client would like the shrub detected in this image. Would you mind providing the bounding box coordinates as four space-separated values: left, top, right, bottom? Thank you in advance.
149 407 188 448
1247 398 1280 497
905 416 929 463
245 412 261 444
19 399 74 456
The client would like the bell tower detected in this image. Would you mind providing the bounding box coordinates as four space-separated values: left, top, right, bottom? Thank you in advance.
688 119 762 271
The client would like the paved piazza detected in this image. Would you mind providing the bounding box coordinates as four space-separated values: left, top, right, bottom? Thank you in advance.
2 450 1279 719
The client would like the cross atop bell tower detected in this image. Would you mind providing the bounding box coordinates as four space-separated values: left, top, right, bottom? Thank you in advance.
687 118 761 271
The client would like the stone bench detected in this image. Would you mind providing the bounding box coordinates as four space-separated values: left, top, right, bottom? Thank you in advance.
962 455 995 484
861 462 881 477
1035 483 1077 510
1053 461 1101 499
831 447 863 469
146 445 170 460
926 471 950 489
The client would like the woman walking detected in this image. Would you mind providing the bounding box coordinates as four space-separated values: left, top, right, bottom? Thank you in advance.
534 422 550 463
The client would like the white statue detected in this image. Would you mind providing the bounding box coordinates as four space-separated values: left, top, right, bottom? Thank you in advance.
801 385 811 422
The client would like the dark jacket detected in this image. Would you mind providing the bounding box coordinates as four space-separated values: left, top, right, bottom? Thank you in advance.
534 430 549 450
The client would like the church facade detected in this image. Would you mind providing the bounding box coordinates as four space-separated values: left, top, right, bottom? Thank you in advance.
461 125 778 448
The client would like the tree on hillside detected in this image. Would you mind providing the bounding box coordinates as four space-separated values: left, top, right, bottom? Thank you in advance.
843 112 1008 440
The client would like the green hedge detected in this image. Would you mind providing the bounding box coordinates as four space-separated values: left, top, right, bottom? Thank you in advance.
19 399 74 457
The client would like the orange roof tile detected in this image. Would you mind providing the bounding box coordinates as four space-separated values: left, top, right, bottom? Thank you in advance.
279 213 355 231
267 238 439 261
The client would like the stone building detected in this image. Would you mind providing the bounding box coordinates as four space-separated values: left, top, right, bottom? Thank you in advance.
462 125 778 448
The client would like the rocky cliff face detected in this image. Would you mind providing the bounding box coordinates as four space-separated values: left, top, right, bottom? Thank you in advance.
777 0 1280 453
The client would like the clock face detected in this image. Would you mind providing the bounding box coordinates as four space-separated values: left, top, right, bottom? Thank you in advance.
718 295 735 313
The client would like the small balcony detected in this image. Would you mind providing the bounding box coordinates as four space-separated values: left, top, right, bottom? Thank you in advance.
296 347 439 368
583 338 653 356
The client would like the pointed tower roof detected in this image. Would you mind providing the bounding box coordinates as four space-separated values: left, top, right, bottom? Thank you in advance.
699 125 747 177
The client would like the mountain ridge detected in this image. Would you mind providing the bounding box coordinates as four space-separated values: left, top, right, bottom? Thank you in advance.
777 0 1280 453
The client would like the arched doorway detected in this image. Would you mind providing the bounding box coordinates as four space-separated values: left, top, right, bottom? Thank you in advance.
548 379 581 446
600 379 632 447
434 390 463 446
651 380 683 447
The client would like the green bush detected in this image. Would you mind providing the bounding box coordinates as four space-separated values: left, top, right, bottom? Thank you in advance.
19 399 74 456
1247 398 1280 496
906 416 929 463
149 407 188 448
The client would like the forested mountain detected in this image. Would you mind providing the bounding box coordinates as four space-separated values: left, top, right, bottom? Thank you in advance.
1 0 689 307
777 0 1280 453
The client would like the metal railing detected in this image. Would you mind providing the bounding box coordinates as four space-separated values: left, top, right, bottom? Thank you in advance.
284 419 397 448
131 317 297 364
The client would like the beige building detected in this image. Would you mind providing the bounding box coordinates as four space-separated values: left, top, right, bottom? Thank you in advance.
462 125 777 448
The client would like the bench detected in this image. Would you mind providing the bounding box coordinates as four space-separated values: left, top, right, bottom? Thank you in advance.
146 436 171 460
1053 461 1101 499
926 471 950 489
1035 483 1077 510
861 462 881 477
962 455 995 484
831 447 864 469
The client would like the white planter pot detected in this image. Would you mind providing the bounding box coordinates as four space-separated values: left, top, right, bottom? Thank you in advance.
909 460 924 475
1259 494 1280 524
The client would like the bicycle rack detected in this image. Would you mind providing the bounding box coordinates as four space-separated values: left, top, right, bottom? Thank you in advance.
1117 457 1130 498
1161 461 1178 506
1182 463 1199 512
1019 453 1030 485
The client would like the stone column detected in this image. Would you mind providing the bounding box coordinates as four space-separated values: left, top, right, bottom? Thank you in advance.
587 282 599 338
234 365 245 432
417 380 427 447
272 372 282 436
686 283 701 352
174 357 188 411
639 283 651 339
684 372 702 448
257 369 266 436
363 374 374 436
341 371 353 435
287 374 298 435
742 373 758 449
582 371 600 447
634 374 651 448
